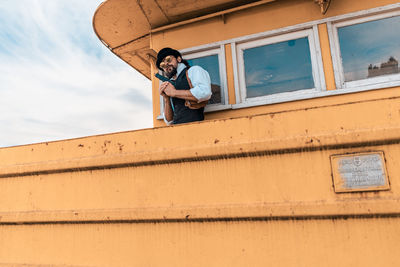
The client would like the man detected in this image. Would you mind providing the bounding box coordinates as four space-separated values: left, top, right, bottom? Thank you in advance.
156 47 212 125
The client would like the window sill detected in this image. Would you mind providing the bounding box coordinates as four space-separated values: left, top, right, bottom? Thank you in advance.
205 104 232 112
157 82 400 120
156 104 233 120
343 77 400 92
233 83 400 109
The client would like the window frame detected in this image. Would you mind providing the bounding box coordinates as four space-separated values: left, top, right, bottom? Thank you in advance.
234 27 326 108
157 45 229 120
328 10 400 90
181 45 230 112
155 3 400 121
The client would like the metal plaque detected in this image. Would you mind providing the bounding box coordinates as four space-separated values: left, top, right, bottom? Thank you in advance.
330 152 390 193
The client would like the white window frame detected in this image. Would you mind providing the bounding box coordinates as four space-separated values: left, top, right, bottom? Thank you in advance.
328 10 400 90
155 3 400 120
157 45 230 120
234 27 325 107
181 45 230 112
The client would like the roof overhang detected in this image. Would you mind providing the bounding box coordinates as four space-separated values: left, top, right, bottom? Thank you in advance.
92 0 279 79
93 0 331 79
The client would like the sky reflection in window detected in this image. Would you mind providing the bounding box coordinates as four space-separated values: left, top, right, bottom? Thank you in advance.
338 16 400 82
187 55 222 104
243 37 314 98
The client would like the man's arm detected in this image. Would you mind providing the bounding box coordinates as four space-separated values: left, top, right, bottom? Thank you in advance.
159 82 173 125
160 66 211 102
161 82 198 101
187 66 212 102
163 96 173 124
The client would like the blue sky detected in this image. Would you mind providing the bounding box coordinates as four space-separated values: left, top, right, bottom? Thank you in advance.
0 0 152 147
244 37 314 97
338 15 400 81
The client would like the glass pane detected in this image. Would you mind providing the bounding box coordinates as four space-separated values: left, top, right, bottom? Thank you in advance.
187 55 222 104
243 37 314 98
338 16 400 82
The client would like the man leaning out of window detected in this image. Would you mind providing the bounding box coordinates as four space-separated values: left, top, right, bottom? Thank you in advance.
156 47 212 125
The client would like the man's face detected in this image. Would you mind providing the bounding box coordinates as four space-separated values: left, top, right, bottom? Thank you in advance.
160 55 180 78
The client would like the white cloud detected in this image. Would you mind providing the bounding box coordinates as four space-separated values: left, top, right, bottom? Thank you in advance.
339 16 400 81
245 70 273 87
0 0 152 147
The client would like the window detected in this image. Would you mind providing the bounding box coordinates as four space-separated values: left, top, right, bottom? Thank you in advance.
329 11 400 90
183 47 229 111
156 5 400 121
236 28 324 105
187 54 221 104
157 46 228 119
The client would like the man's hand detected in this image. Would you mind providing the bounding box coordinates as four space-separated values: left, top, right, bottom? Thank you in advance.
160 82 177 98
160 82 173 123
159 82 168 98
160 81 199 102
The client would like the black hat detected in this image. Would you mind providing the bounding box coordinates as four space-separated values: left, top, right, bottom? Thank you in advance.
156 48 182 70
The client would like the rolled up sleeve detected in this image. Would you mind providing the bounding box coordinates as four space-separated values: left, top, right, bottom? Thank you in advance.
163 113 173 125
188 66 212 102
163 98 174 125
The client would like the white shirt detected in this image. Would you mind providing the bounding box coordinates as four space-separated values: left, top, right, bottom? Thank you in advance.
163 63 212 125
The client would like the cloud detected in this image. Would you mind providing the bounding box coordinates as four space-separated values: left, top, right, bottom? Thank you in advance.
245 70 273 87
338 16 400 81
0 0 152 147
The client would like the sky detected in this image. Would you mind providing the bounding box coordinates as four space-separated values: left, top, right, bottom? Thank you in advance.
244 37 314 97
0 0 152 148
338 15 400 81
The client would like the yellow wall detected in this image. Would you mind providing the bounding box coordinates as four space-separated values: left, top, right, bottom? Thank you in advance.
2 218 400 267
151 0 399 49
1 90 400 265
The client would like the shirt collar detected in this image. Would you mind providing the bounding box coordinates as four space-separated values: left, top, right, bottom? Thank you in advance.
174 63 186 79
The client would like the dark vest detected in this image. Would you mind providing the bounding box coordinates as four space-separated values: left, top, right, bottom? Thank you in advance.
171 67 204 124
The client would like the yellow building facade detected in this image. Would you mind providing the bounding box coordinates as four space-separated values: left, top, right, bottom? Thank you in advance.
1 0 400 266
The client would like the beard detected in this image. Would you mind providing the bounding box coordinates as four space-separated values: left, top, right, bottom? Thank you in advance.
165 66 177 79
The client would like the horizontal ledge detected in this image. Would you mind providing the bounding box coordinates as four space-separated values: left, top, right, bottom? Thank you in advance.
156 104 233 121
3 214 400 226
1 126 400 178
0 263 90 267
1 199 400 225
